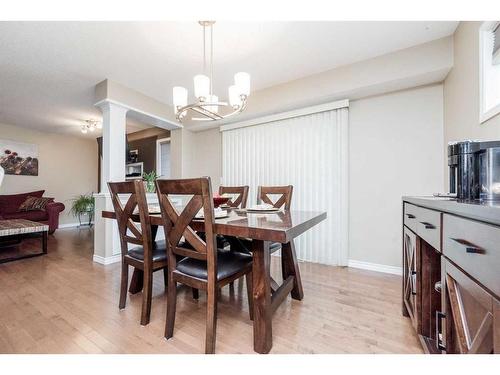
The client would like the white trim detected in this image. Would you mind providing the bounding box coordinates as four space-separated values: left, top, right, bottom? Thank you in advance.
348 259 402 276
94 98 182 129
59 222 94 229
480 102 500 123
156 137 171 177
93 254 121 265
220 99 349 132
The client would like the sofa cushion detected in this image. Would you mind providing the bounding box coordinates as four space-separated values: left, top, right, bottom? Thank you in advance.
2 210 48 222
19 196 54 211
0 190 45 214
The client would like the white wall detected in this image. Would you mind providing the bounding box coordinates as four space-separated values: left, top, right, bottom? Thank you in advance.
191 36 453 132
444 22 500 183
170 127 222 192
349 85 445 268
0 122 98 225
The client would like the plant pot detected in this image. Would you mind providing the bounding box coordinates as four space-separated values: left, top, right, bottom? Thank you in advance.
145 180 156 193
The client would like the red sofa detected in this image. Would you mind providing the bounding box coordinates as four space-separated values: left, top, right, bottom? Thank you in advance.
0 190 65 234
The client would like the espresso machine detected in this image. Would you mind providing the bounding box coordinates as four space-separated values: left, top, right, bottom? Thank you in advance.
448 140 500 201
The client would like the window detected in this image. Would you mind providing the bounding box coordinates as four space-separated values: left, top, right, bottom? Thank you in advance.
156 138 171 178
480 21 500 123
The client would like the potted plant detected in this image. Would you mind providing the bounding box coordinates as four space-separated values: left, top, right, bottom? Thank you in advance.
143 171 157 193
70 193 95 227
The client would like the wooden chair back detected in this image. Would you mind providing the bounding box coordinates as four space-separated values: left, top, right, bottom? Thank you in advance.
257 185 293 210
219 185 249 208
156 177 217 266
107 180 152 259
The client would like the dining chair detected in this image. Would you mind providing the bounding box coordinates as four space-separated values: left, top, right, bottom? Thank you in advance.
108 180 168 326
231 185 294 255
219 185 249 208
156 177 253 354
257 185 293 211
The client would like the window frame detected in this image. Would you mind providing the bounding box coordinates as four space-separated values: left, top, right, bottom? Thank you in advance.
479 21 500 123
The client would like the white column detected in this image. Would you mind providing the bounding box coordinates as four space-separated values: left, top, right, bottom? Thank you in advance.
93 101 128 264
100 101 128 189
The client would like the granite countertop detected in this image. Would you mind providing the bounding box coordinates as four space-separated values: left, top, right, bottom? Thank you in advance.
402 196 500 226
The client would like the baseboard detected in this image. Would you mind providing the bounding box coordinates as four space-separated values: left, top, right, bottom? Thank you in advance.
92 254 121 265
348 259 402 276
59 222 94 229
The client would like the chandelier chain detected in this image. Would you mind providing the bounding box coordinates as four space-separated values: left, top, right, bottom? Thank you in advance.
210 23 213 96
202 24 206 74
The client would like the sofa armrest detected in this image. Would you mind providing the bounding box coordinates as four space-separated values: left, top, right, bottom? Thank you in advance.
46 202 65 234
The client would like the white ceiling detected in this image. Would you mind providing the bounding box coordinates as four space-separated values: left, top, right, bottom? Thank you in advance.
0 21 458 138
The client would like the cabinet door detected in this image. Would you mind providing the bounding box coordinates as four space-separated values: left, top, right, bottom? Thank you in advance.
403 227 419 331
444 260 494 354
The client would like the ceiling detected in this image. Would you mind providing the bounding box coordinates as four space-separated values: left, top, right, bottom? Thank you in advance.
0 21 458 138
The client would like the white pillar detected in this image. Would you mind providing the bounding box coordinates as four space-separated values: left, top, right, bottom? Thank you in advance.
100 101 128 189
93 101 129 264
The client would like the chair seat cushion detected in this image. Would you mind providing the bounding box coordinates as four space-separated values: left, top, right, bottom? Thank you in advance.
176 250 252 281
127 240 167 262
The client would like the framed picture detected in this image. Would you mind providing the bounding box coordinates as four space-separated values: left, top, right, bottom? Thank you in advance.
0 139 39 176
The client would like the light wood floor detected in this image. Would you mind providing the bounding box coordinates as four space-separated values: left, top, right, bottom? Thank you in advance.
0 228 422 354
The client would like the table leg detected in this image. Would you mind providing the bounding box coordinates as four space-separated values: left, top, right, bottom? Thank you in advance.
252 240 272 354
42 231 48 254
281 240 304 300
129 268 144 294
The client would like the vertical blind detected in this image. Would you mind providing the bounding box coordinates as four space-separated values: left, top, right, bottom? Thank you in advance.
222 107 348 266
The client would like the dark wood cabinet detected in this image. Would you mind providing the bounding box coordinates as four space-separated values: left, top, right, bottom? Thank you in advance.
443 260 495 354
402 199 500 355
402 226 419 331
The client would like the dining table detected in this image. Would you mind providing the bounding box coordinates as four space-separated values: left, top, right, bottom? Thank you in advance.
102 206 327 354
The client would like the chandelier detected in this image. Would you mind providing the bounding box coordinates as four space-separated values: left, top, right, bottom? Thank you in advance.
172 21 250 123
81 119 101 134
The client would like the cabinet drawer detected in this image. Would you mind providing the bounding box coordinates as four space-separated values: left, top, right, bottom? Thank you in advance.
416 207 441 251
404 203 419 233
443 214 500 298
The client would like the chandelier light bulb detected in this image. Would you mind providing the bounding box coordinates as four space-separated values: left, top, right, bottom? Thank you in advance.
96 121 102 129
228 85 241 109
234 72 251 97
173 86 188 112
194 74 210 100
81 125 88 134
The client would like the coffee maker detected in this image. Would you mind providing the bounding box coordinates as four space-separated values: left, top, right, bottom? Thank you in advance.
448 140 500 201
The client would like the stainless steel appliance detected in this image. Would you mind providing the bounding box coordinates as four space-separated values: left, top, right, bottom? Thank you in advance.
448 140 500 201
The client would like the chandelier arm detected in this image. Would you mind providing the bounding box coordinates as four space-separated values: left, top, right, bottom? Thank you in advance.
190 106 223 120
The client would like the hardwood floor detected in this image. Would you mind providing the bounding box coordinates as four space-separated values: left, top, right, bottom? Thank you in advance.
0 228 423 354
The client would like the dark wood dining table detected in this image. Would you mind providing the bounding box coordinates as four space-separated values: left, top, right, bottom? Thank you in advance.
102 207 327 353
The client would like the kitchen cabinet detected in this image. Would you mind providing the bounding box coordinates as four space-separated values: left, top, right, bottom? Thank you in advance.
402 197 500 354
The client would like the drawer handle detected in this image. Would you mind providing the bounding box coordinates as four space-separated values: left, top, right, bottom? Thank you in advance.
434 281 441 293
411 271 417 295
406 213 416 219
435 311 446 351
420 221 436 230
451 238 486 255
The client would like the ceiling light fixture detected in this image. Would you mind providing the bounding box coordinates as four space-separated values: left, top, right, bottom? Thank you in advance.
81 119 101 134
173 21 250 123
